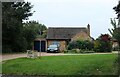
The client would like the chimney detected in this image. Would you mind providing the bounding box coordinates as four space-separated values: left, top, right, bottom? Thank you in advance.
87 24 90 36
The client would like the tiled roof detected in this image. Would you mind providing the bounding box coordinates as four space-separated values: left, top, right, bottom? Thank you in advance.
46 27 88 39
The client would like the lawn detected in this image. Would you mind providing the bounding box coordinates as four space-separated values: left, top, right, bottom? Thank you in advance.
2 54 118 75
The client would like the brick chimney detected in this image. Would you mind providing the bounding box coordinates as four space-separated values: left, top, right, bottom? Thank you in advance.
87 24 90 36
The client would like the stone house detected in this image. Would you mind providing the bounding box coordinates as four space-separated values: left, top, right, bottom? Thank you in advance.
46 24 92 52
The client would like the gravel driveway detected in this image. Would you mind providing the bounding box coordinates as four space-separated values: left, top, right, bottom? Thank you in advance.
1 51 118 61
1 52 64 61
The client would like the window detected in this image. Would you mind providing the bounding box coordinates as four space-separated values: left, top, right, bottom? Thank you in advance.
52 41 60 46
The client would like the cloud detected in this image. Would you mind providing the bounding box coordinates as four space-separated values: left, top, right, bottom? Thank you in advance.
24 0 118 38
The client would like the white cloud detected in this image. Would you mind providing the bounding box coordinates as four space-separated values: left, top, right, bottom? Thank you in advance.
24 0 118 38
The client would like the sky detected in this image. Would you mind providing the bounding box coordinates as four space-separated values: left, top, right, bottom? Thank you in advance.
25 0 118 39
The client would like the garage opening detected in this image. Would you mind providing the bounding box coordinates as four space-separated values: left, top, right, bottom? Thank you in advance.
34 39 46 52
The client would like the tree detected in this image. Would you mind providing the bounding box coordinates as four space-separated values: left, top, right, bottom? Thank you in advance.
2 2 33 52
112 1 120 73
109 0 120 47
109 19 120 45
113 0 120 45
113 0 120 20
23 20 47 49
94 34 112 52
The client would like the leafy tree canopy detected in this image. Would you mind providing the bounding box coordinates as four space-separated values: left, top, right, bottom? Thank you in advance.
109 1 120 47
2 2 33 52
23 20 47 49
113 0 120 19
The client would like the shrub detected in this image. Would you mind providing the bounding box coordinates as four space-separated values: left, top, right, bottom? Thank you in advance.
2 45 12 53
63 49 68 53
65 49 75 53
71 49 77 53
67 41 78 50
67 40 94 51
69 49 80 53
94 34 112 52
75 49 80 53
77 40 94 50
94 40 112 52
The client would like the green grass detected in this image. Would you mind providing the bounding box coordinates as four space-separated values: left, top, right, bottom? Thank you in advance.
0 62 2 74
2 54 118 75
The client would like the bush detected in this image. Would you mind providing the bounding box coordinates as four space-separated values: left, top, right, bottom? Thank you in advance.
67 49 80 53
63 49 68 53
80 50 95 53
67 40 94 51
77 40 94 50
2 45 12 53
67 41 78 50
75 49 80 53
94 40 112 52
71 49 77 53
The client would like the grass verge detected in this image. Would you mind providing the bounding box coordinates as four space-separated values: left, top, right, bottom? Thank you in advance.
2 54 118 75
